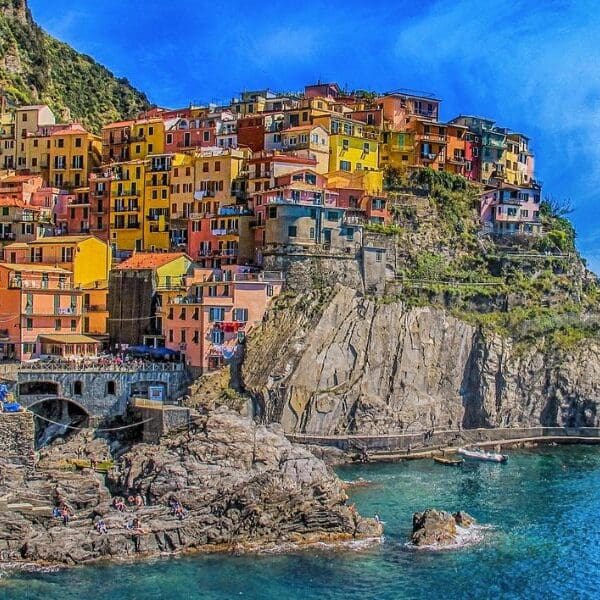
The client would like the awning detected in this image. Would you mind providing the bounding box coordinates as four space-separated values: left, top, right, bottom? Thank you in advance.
38 334 100 345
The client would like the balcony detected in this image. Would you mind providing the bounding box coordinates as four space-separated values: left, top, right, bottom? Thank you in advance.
415 133 447 144
197 248 238 257
0 232 16 241
112 189 139 197
11 279 73 290
83 304 107 312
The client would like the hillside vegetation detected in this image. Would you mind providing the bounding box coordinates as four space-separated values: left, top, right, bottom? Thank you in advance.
380 167 600 348
0 0 150 131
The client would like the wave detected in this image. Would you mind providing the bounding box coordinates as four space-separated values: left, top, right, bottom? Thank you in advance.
405 524 493 551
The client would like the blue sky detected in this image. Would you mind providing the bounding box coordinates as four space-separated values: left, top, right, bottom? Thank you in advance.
29 0 600 270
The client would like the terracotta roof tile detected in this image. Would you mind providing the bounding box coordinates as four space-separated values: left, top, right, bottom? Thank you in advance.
115 252 191 270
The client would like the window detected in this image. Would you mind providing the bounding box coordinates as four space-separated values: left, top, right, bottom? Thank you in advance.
521 209 529 217
180 330 186 343
75 137 82 148
26 318 33 330
166 134 173 144
376 250 384 263
309 227 315 239
288 225 297 237
215 161 221 172
209 307 225 322
340 160 351 171
266 284 274 297
73 381 82 395
211 329 225 344
55 319 61 331
326 211 339 221
363 142 370 153
232 308 248 322
148 144 153 153
106 381 116 395
203 162 209 173
268 206 277 219
61 247 73 262
149 127 154 135
203 131 210 142
342 139 349 150
70 319 76 332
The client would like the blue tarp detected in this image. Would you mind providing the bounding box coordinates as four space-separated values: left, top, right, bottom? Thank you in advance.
3 402 22 413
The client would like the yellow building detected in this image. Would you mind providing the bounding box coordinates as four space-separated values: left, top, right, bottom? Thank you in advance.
110 160 145 252
170 153 195 248
144 154 172 251
14 105 56 171
193 148 247 214
5 234 111 287
81 280 109 339
23 123 101 188
129 118 165 160
379 131 415 171
328 133 379 175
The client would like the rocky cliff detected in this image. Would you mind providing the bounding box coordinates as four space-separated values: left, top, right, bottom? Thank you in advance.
0 407 380 566
244 286 600 435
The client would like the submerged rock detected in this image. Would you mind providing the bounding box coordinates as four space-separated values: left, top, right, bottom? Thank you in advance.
411 509 476 547
0 407 382 566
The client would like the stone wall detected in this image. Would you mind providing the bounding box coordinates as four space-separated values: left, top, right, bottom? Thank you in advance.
17 365 189 419
0 412 35 472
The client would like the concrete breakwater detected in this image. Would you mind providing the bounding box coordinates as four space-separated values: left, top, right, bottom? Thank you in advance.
287 426 600 458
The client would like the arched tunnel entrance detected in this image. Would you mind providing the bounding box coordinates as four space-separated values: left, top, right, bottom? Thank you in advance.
28 397 90 449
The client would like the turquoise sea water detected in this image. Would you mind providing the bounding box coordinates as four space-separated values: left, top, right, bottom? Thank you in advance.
3 446 600 600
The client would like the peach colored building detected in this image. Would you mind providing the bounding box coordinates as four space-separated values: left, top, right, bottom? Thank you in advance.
0 263 90 360
164 265 283 370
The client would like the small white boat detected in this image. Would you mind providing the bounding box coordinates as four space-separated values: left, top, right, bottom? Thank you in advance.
458 447 507 463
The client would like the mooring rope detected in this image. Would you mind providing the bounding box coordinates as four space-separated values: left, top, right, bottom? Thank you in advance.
28 411 155 432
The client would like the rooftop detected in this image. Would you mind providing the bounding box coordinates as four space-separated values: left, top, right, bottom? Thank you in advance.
0 263 71 274
115 252 191 270
29 235 95 245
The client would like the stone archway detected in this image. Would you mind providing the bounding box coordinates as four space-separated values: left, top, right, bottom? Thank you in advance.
27 396 90 448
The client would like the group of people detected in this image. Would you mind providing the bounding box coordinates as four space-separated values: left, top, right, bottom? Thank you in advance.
52 504 72 526
22 354 171 371
112 493 145 512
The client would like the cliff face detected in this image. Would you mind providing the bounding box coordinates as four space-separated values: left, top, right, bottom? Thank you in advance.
0 0 150 131
244 286 600 435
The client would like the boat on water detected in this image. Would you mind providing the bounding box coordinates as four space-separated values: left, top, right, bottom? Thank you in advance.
458 447 508 463
433 456 464 466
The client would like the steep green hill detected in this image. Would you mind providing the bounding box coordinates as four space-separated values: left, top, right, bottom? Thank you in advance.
0 0 150 132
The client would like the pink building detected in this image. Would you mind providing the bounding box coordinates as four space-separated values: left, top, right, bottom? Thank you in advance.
164 265 283 370
480 185 542 235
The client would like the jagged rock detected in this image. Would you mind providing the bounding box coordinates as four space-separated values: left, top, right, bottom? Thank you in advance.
0 408 381 566
411 509 476 547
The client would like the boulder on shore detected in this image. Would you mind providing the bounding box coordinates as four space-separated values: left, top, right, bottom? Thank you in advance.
0 407 382 566
411 509 476 547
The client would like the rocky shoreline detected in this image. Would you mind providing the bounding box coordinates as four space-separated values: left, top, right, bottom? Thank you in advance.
0 408 381 568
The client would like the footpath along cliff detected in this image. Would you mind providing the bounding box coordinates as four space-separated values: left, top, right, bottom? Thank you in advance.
0 409 380 566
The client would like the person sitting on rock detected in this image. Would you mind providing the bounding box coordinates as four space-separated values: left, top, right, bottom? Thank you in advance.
134 494 145 507
174 503 187 521
52 506 61 519
95 519 108 534
112 497 126 512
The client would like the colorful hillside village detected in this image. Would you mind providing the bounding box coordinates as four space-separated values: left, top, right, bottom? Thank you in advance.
0 83 542 369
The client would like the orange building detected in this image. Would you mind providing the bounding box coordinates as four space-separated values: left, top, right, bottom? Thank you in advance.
0 263 94 360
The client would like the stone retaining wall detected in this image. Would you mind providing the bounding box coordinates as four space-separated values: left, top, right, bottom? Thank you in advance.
0 412 35 472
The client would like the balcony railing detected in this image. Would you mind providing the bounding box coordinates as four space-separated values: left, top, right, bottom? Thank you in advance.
197 248 238 257
11 279 73 290
83 304 107 312
415 133 447 143
112 189 139 197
